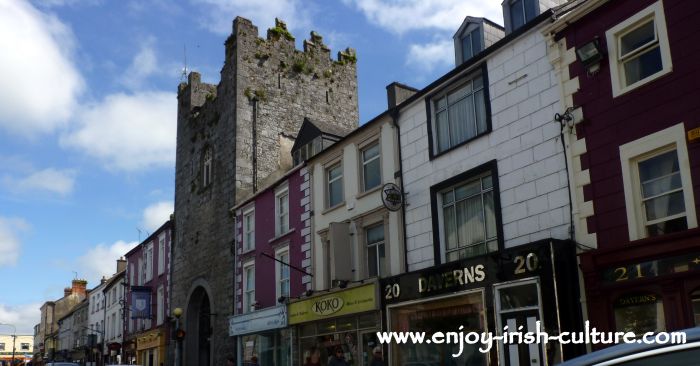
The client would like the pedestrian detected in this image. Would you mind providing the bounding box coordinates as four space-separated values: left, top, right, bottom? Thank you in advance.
328 346 349 366
304 346 321 366
370 346 384 366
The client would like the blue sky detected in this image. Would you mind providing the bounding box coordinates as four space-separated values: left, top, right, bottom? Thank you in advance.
0 0 502 334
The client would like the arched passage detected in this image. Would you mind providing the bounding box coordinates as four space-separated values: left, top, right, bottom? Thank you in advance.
185 286 212 366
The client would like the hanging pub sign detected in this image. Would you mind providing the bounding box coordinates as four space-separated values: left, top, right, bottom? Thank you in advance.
130 286 152 319
381 183 403 211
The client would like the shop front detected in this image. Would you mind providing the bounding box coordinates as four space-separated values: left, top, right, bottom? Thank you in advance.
289 283 381 366
580 229 700 344
135 328 167 366
229 304 289 366
381 239 584 366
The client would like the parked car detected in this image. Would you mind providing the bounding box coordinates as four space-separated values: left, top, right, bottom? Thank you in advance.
558 327 700 365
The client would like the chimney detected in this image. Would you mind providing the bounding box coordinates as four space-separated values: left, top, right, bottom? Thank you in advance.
386 82 418 109
64 288 71 297
71 279 88 296
117 257 127 273
100 276 108 285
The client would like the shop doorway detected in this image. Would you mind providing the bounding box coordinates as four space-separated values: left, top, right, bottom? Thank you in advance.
495 279 544 366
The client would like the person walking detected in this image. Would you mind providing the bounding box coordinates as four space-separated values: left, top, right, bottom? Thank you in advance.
328 347 349 366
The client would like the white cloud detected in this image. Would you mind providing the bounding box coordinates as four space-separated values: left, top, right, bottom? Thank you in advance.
342 0 503 34
0 303 42 334
60 91 177 171
0 0 84 136
120 37 159 90
4 168 76 196
0 217 29 267
141 201 173 232
193 0 308 36
406 39 454 73
76 240 137 284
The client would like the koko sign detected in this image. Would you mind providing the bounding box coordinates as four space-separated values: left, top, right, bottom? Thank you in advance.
311 296 344 316
288 283 377 324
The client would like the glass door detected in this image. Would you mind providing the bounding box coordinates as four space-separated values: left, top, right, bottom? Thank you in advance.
495 279 544 366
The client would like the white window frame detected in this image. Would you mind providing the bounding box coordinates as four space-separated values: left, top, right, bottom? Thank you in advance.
360 140 382 192
365 223 386 278
620 123 697 240
275 246 290 299
243 207 255 251
606 0 672 97
275 184 290 236
243 260 256 313
156 285 164 325
137 257 144 285
157 234 165 275
326 161 344 208
145 243 153 282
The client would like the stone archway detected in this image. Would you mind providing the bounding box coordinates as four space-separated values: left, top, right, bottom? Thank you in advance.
184 286 212 366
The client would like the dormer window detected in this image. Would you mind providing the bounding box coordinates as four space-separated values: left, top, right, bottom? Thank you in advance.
504 0 539 33
453 17 503 66
461 28 483 62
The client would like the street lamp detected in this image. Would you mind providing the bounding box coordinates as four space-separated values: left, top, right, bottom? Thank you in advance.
172 308 183 366
0 323 16 366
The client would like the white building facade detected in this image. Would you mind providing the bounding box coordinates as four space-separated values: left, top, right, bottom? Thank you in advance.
102 271 126 364
380 1 587 365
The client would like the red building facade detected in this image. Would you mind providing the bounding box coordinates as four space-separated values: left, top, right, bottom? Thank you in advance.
549 0 700 342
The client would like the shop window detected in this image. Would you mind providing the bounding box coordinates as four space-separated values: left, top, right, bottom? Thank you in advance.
619 124 697 240
691 290 700 326
614 293 665 334
366 224 386 278
242 330 291 366
327 162 344 208
389 290 486 366
298 315 379 366
360 141 381 192
606 1 672 97
439 172 498 262
431 69 489 155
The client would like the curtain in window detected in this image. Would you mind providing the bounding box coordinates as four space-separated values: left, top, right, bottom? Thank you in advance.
639 150 684 222
456 195 485 250
436 109 450 152
448 84 475 146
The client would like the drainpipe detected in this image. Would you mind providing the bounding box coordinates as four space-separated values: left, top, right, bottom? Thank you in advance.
252 97 258 193
390 108 409 273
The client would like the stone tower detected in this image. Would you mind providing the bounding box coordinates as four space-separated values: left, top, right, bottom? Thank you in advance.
171 17 359 366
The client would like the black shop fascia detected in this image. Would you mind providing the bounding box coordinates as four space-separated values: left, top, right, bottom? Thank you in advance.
379 239 586 366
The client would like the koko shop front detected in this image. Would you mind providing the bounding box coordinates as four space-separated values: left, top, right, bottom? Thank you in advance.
289 283 382 366
380 240 585 366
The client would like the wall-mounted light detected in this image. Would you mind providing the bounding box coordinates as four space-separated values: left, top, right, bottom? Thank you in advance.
576 38 604 74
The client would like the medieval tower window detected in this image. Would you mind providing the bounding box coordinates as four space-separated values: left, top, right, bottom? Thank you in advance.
203 148 212 187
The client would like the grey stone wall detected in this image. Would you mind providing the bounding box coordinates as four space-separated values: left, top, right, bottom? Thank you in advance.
171 16 358 366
